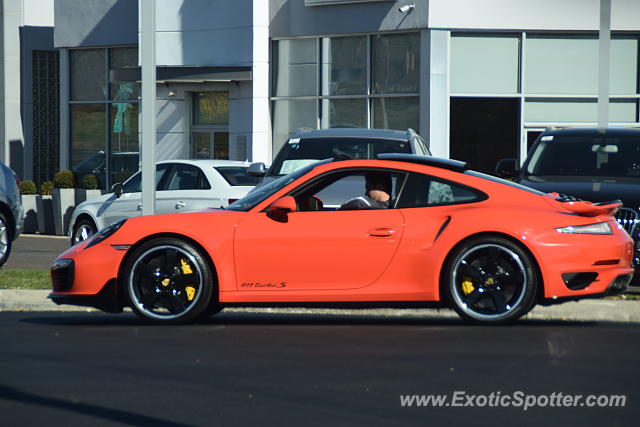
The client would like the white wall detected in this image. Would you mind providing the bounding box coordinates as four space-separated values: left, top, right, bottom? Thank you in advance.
428 0 640 31
23 0 54 26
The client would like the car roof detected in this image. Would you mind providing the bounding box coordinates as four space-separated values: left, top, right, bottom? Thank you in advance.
156 159 252 167
542 126 640 138
290 127 416 141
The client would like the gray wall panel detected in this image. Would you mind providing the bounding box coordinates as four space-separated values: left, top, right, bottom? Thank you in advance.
54 0 137 48
270 0 428 38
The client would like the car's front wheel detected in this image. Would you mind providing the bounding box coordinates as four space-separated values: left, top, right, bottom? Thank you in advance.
443 236 537 324
71 218 97 245
0 212 12 268
124 238 217 324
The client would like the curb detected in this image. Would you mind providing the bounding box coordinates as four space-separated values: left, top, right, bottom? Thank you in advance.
1 289 639 322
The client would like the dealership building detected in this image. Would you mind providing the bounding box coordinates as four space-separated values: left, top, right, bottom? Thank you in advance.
2 0 639 189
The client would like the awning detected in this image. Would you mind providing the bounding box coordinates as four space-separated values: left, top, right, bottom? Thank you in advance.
110 66 252 83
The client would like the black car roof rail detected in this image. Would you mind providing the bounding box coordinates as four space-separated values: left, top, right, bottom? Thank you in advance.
377 153 468 172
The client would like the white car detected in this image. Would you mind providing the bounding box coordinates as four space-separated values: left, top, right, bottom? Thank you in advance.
69 159 259 245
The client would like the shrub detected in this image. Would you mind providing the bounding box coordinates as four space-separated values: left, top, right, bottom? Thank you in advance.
19 180 37 195
40 181 54 196
82 174 100 190
53 170 75 189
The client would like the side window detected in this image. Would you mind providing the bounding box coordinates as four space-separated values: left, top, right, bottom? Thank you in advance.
123 164 171 194
164 164 211 191
291 169 405 211
396 172 484 208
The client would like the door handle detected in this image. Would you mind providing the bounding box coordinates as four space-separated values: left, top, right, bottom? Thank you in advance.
137 204 142 211
368 227 396 237
175 201 186 209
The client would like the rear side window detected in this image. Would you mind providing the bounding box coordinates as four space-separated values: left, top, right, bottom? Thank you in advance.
215 166 261 186
164 164 211 190
396 172 485 208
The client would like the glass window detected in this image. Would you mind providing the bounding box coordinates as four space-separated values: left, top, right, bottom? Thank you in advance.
110 46 138 69
165 164 211 190
525 99 638 123
396 173 483 208
71 49 107 101
215 167 261 186
525 36 638 95
290 169 405 210
70 103 107 169
273 39 318 97
272 99 317 153
122 164 171 193
372 33 420 94
372 97 419 131
193 92 229 125
110 102 140 184
321 36 366 96
322 98 366 128
110 47 140 100
451 34 520 94
214 132 229 159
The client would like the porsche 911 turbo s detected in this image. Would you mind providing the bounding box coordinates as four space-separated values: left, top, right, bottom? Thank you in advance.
50 154 634 325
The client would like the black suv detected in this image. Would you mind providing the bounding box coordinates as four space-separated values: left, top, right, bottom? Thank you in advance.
248 128 431 189
496 126 640 271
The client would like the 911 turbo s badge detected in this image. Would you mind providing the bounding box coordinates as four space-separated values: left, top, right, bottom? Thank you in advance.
241 282 287 288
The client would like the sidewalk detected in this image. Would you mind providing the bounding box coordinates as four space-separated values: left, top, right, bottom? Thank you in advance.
1 289 639 322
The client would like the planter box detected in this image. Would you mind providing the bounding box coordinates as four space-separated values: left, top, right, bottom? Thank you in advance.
52 188 76 236
75 189 102 205
21 194 38 234
36 195 55 235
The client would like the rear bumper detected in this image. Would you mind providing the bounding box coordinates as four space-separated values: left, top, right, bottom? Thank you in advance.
541 272 633 305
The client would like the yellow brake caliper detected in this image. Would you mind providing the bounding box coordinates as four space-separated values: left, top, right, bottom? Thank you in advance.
461 276 475 295
180 259 196 301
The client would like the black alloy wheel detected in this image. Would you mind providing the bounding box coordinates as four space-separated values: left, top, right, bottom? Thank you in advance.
124 238 218 324
444 236 537 324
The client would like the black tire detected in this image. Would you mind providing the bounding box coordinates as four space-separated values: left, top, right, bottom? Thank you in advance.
0 212 12 268
443 236 537 325
123 238 216 324
71 218 97 245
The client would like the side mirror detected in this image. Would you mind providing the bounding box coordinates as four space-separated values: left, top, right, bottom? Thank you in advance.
267 196 296 222
495 158 519 178
111 183 123 198
247 162 267 177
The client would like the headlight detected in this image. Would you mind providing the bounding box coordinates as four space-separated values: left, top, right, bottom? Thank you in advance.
84 219 127 249
555 222 612 235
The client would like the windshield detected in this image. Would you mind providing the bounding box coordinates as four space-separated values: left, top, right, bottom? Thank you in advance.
226 160 331 212
269 137 412 177
525 135 640 178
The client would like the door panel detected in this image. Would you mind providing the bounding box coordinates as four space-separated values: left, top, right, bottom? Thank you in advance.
234 209 404 291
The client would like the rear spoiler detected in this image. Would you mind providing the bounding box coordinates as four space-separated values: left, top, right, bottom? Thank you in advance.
545 193 622 217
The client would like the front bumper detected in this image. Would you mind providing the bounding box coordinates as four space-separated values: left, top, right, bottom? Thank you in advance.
49 279 122 313
48 240 127 312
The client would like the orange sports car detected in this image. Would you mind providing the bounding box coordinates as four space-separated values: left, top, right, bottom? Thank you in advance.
50 154 634 325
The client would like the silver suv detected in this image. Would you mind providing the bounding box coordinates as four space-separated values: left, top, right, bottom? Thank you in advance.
0 161 23 267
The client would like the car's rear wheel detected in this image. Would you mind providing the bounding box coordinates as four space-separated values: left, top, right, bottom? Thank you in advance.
444 236 537 324
124 238 216 324
0 212 12 268
71 218 97 245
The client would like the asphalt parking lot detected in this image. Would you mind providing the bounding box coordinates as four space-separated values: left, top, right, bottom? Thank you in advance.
1 311 639 427
6 234 69 270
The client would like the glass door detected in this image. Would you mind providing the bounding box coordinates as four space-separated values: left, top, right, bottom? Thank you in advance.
192 131 229 159
191 92 229 159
